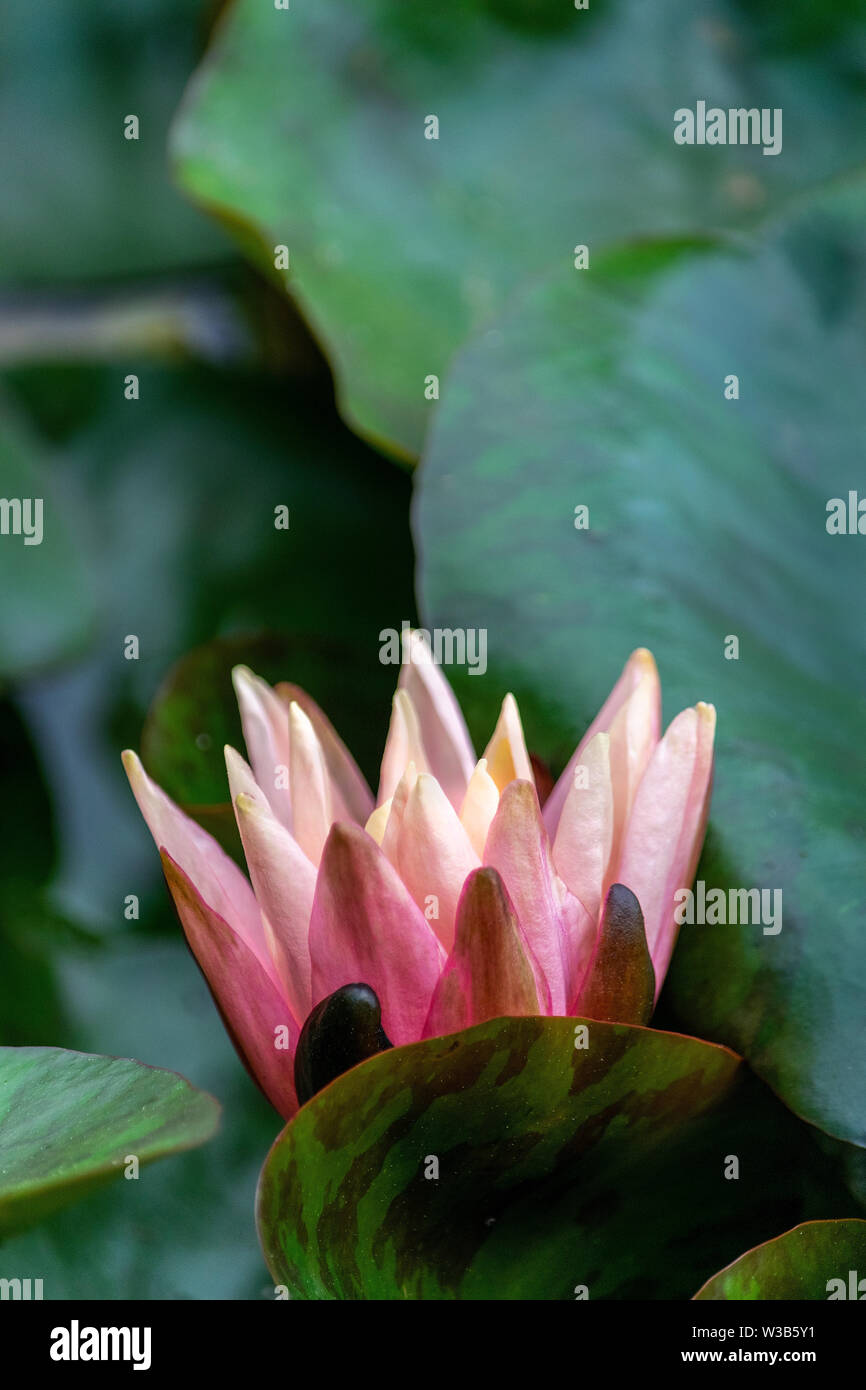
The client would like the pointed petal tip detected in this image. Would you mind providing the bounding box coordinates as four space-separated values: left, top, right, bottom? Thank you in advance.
288 698 316 740
498 775 539 808
364 799 391 844
322 817 357 853
463 863 507 899
230 663 255 690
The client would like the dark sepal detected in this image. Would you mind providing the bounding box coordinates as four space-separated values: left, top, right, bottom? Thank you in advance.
576 882 655 1025
294 983 393 1106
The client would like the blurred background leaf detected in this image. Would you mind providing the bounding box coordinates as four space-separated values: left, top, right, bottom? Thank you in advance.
173 0 866 455
0 0 229 285
414 200 866 1149
2 362 415 928
0 407 94 677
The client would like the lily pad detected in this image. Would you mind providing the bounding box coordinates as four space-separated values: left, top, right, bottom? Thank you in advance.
0 1046 220 1235
173 0 866 454
258 1014 742 1299
415 227 866 1148
694 1219 866 1299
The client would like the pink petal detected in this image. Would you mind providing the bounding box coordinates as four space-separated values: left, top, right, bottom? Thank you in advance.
483 779 569 1013
379 762 418 861
383 772 479 952
482 693 534 791
606 661 663 875
617 702 716 991
224 742 262 804
459 758 500 858
288 701 332 866
424 867 542 1037
560 888 600 1014
377 689 430 805
552 731 614 923
397 630 476 808
232 666 292 831
544 648 660 837
276 681 374 824
308 822 446 1045
162 851 299 1119
122 749 274 982
225 747 317 1023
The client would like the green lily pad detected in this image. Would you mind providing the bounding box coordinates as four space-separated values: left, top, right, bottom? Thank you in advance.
258 1014 742 1299
414 225 866 1146
0 1046 220 1235
694 1219 866 1299
173 0 866 455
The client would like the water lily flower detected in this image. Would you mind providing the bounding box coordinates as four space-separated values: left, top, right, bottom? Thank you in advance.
123 637 715 1119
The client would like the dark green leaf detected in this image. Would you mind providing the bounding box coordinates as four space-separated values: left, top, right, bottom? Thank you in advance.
258 1014 741 1299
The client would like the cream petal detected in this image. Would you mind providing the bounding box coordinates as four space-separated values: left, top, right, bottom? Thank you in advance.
378 688 430 805
276 682 374 824
386 772 479 952
544 648 660 838
617 703 716 991
232 666 292 831
364 798 392 846
288 701 332 866
482 693 534 792
552 732 614 925
459 757 500 858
